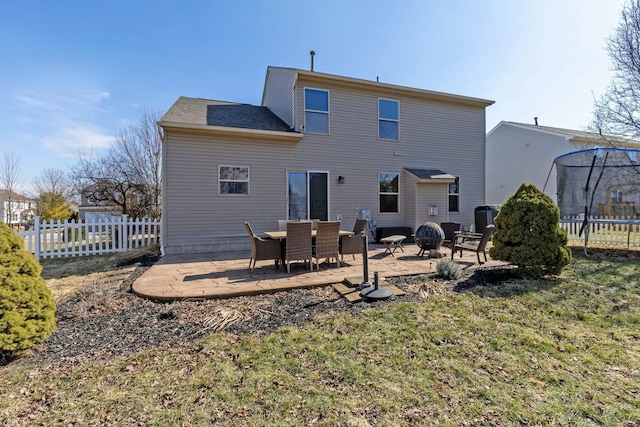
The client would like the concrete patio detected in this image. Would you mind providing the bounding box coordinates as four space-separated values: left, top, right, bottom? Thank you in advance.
132 242 505 301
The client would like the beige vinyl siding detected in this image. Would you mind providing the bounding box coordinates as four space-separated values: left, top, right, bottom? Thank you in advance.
485 123 590 205
163 133 290 252
415 183 449 230
294 76 486 229
403 172 418 231
404 171 455 231
262 67 297 127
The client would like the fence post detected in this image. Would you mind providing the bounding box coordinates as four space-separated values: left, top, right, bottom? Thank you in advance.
34 216 41 261
120 214 128 252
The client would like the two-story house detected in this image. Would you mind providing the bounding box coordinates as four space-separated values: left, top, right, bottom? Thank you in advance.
0 189 35 229
159 66 494 254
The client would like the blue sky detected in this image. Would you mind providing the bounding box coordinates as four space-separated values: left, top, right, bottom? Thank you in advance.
1 0 627 191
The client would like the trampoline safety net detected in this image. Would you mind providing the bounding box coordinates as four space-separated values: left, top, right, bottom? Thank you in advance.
553 147 640 218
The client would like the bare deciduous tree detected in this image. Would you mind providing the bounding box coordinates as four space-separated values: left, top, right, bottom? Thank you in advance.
69 108 163 220
0 150 23 224
114 108 162 219
34 167 71 198
592 0 640 144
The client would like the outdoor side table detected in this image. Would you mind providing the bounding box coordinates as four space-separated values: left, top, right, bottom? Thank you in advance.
380 234 406 256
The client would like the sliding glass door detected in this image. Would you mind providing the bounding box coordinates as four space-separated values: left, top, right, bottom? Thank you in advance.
287 171 329 221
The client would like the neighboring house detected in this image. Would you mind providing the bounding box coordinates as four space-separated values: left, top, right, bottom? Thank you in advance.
0 189 36 228
77 194 120 222
486 121 625 205
159 66 494 254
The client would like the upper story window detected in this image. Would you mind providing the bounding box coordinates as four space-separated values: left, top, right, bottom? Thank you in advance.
611 188 623 203
219 166 249 196
304 88 329 134
378 98 399 140
379 172 399 213
449 178 460 212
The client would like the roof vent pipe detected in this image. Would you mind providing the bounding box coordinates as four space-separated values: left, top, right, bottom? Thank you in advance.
534 117 539 126
310 50 315 71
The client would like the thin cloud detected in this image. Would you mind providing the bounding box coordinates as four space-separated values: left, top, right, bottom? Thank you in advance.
13 90 116 155
41 125 116 157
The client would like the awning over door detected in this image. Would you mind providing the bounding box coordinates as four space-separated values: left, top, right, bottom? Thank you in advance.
404 168 456 183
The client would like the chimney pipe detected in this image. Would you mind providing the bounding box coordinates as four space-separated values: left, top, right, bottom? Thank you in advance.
310 50 315 71
534 117 539 126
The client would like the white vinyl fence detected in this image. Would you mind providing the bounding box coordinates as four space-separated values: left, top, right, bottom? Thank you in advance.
16 215 160 260
560 216 640 248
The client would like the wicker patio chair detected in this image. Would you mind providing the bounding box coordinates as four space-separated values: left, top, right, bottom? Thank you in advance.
313 220 341 271
278 220 293 231
244 222 282 273
339 219 369 262
285 221 313 273
451 224 495 265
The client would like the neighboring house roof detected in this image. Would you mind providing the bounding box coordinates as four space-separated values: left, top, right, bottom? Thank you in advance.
405 168 456 182
265 66 495 108
488 121 640 147
0 189 33 202
159 97 301 140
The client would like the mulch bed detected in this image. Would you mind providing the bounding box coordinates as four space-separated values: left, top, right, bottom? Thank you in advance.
20 249 628 368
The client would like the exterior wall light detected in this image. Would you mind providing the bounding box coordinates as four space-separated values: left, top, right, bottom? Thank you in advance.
337 175 345 184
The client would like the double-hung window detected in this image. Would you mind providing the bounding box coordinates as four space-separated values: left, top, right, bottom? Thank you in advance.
379 172 399 213
449 178 460 212
304 88 329 134
219 166 249 195
379 98 399 140
611 188 623 203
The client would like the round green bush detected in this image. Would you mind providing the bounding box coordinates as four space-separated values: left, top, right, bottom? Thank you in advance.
0 222 56 361
489 183 571 278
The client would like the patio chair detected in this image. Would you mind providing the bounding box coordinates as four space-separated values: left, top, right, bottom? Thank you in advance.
285 221 313 273
278 219 294 231
245 222 282 273
339 219 368 262
440 222 461 251
451 224 495 265
313 220 341 271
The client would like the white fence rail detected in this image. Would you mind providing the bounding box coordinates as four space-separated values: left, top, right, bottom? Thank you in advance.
560 216 640 248
16 215 160 260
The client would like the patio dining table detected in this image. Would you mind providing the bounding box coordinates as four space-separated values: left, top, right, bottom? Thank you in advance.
264 230 354 240
264 229 354 269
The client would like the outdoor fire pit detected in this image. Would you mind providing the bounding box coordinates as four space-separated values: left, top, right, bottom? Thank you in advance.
414 222 445 257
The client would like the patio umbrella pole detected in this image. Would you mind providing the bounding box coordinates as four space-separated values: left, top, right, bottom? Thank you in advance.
357 233 372 290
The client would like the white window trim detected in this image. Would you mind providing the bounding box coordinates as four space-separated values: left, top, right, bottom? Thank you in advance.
378 171 400 214
448 177 460 212
218 165 250 196
286 169 331 220
378 98 399 141
304 87 330 134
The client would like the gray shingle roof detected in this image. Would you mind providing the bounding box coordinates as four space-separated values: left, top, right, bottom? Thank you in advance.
160 96 293 133
404 168 455 179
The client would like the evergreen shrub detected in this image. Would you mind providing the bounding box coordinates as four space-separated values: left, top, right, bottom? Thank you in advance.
0 222 56 362
489 183 571 278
